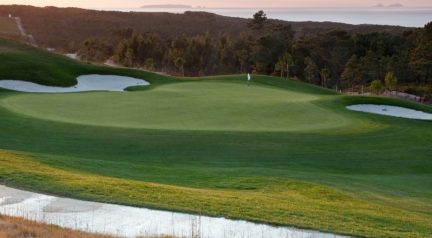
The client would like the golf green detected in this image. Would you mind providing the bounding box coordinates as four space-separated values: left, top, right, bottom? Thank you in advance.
0 81 356 132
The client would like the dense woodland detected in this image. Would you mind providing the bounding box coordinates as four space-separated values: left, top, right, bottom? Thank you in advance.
0 5 430 94
0 5 410 50
76 12 431 95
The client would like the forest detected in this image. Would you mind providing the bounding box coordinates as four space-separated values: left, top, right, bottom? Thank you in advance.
0 5 430 94
77 11 432 94
0 5 410 51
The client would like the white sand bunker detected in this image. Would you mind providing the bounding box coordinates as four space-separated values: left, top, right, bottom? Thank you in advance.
0 185 346 238
347 104 432 120
0 75 149 93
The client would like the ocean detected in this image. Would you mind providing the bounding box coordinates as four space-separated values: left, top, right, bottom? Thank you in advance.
96 7 432 27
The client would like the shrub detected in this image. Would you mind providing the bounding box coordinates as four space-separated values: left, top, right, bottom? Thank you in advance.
384 71 398 91
369 80 383 94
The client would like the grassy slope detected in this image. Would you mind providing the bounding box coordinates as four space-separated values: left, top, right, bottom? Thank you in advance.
0 39 175 87
0 39 432 237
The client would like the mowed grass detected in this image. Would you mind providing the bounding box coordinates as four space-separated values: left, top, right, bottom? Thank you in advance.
1 150 431 238
0 39 432 237
1 81 359 132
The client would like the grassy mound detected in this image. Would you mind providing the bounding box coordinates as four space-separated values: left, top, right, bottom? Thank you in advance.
0 38 174 87
0 39 432 238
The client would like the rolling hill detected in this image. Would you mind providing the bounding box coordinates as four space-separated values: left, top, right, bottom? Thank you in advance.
0 5 412 51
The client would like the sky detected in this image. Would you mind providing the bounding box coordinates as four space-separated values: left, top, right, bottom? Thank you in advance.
0 0 431 8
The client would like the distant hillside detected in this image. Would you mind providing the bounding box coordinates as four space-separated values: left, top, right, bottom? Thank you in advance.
141 4 193 9
373 3 404 8
0 5 412 51
0 15 20 40
388 3 404 8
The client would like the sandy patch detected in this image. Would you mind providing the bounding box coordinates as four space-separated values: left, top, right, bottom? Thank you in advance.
0 186 34 205
65 53 79 60
0 185 345 238
0 75 149 93
43 198 102 213
347 104 432 120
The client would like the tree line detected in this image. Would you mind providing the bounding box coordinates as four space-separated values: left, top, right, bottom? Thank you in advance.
77 11 432 93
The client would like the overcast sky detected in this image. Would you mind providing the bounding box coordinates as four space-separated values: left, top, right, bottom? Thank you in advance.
1 0 431 8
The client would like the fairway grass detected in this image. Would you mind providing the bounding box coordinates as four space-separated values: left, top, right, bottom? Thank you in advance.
1 39 432 237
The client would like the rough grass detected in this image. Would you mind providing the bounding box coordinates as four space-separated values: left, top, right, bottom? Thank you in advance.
0 38 176 87
0 214 176 238
0 39 432 238
0 215 114 238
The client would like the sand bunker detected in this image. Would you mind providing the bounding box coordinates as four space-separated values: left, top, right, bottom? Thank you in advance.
0 75 149 93
0 185 345 238
65 53 79 60
347 104 432 120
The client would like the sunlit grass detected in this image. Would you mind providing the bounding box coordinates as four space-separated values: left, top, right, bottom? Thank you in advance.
1 151 431 238
0 81 357 132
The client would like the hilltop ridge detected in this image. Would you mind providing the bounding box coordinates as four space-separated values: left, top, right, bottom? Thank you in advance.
141 4 193 9
0 5 411 51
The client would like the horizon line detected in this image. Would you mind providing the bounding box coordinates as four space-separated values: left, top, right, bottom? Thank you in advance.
2 4 432 9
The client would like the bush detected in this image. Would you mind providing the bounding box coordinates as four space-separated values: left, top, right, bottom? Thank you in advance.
369 80 383 94
384 71 398 91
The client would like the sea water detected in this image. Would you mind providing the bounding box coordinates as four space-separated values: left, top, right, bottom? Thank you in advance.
96 7 432 27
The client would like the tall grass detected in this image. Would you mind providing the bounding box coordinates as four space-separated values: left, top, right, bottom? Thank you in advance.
0 215 114 238
0 215 178 238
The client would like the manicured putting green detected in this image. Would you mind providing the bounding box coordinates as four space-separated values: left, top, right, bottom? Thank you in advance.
1 81 353 132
